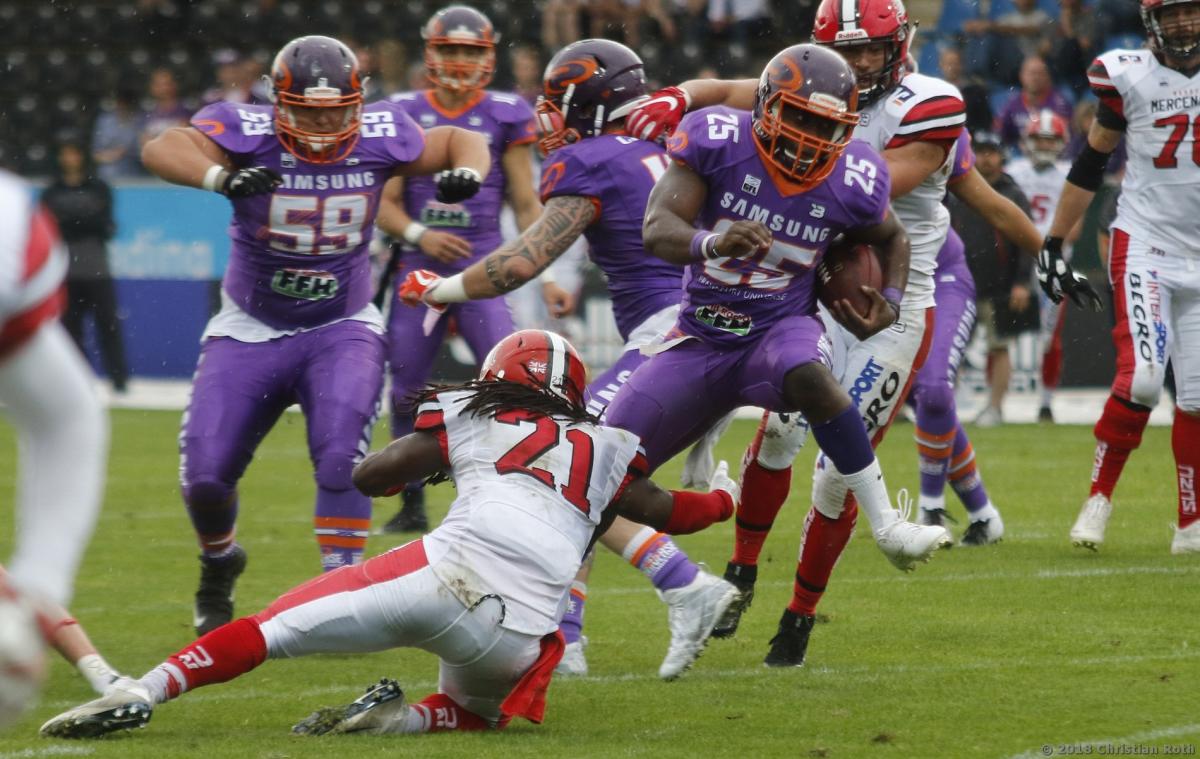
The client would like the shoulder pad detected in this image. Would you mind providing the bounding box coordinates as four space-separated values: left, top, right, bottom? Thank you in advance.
191 101 274 156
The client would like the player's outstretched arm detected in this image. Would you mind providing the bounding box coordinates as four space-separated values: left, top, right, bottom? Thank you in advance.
396 126 491 186
948 167 1042 255
837 207 911 340
502 143 543 233
613 461 739 535
625 79 756 141
141 127 233 188
352 432 448 498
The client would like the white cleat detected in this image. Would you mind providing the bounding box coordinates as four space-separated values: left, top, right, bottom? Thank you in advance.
40 676 152 739
874 490 953 572
973 405 1003 428
1070 494 1112 551
1170 521 1200 555
555 636 589 677
657 571 738 681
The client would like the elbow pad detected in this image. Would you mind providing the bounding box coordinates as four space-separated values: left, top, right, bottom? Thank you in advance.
1066 143 1112 192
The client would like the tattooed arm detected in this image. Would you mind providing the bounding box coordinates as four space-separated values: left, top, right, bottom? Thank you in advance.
456 195 597 297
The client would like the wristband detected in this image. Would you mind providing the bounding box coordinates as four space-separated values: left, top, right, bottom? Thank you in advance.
202 165 228 193
403 222 428 246
426 272 468 304
690 230 720 261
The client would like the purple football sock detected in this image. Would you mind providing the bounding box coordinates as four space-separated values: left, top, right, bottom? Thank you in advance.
627 531 698 592
559 582 587 644
314 486 371 572
948 425 991 513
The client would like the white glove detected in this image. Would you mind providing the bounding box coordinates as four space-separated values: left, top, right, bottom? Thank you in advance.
708 459 740 506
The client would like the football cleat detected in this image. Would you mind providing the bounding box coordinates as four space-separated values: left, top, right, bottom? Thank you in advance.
292 678 409 736
960 515 1004 546
657 571 738 680
1070 494 1112 551
39 677 153 739
1038 405 1055 423
763 609 816 668
555 636 588 677
917 507 954 528
711 561 757 639
194 545 247 636
1170 521 1200 555
874 490 953 572
973 405 1003 428
378 489 429 534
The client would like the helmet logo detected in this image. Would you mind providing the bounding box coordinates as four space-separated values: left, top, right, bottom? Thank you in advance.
547 59 599 95
835 28 869 41
770 57 805 90
810 92 848 112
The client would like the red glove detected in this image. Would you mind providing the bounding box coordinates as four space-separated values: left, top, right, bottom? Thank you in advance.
398 269 447 312
625 86 691 142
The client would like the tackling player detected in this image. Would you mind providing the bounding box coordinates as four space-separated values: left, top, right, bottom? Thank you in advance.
38 330 740 739
0 171 107 727
1008 110 1072 422
377 5 550 534
1039 0 1197 553
397 39 737 680
140 34 491 635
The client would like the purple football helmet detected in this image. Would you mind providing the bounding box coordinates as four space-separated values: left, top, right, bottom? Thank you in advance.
536 39 648 153
752 44 860 189
422 5 498 92
270 35 365 164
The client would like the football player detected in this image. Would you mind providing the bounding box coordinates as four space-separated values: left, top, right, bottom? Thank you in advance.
38 330 740 739
397 39 737 680
140 34 491 635
1008 109 1072 422
0 171 107 727
377 5 554 534
1040 0 1196 553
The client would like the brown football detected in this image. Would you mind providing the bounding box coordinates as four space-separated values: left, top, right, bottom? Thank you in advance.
816 239 884 318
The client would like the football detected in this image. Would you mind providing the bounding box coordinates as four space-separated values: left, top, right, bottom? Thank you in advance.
816 238 884 318
0 594 46 729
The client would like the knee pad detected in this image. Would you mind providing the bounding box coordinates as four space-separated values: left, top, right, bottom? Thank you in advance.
810 456 849 520
183 478 235 510
752 412 810 471
914 382 955 420
1128 369 1164 409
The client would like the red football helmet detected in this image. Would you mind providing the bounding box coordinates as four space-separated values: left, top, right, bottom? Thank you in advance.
1021 109 1067 167
270 35 365 164
422 5 498 92
812 0 911 107
479 330 588 408
753 44 860 189
1141 0 1200 61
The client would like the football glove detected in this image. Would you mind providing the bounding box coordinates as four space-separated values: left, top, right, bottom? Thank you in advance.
398 269 448 312
1037 236 1104 311
221 167 283 198
435 168 483 203
625 86 691 142
707 459 740 506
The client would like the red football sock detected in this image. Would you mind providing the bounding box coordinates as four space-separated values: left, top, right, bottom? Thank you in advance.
1090 395 1151 499
156 617 267 699
731 460 792 565
413 693 490 732
1174 410 1200 528
788 499 858 616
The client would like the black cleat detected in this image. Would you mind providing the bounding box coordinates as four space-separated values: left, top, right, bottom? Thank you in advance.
763 609 815 668
194 545 247 636
1038 405 1055 423
711 562 756 639
960 517 1004 546
378 490 428 534
292 678 407 736
917 508 954 528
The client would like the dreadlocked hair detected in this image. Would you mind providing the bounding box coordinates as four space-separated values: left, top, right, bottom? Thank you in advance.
415 378 598 426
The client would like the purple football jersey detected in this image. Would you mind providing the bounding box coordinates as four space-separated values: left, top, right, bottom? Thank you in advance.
938 132 974 280
389 90 536 273
667 107 891 345
192 100 425 330
540 135 683 340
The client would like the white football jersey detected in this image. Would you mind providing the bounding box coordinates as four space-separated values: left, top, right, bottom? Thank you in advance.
419 389 645 635
1006 157 1070 238
0 171 66 335
854 73 966 309
1089 49 1200 255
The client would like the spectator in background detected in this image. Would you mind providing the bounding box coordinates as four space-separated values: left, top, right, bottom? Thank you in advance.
510 44 543 106
201 50 256 106
41 141 129 394
139 67 191 147
543 0 581 51
1052 0 1099 95
1065 99 1126 173
995 56 1073 148
938 45 994 134
707 0 770 73
947 132 1036 428
965 0 1055 83
372 40 410 98
91 88 144 181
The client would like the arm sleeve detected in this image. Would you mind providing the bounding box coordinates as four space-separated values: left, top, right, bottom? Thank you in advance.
948 131 976 184
413 396 450 466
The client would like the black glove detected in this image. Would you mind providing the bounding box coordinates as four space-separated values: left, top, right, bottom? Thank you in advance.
221 167 283 198
435 168 482 203
1037 236 1104 312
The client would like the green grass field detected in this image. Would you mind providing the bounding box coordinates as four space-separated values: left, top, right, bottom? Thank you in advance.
1 410 1197 758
